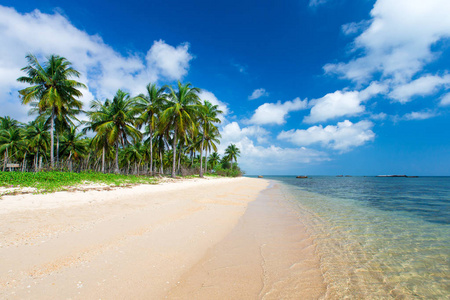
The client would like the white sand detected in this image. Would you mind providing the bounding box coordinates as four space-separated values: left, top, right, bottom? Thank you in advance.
0 177 269 299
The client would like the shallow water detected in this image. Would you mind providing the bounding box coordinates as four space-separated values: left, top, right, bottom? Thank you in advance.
262 176 450 299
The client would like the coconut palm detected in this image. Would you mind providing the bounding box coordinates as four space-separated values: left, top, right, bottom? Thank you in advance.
0 126 26 171
17 54 85 168
224 144 240 168
208 152 221 171
160 82 201 178
203 128 221 173
198 101 222 175
60 126 89 171
89 90 141 173
26 119 50 171
85 99 113 173
0 116 20 131
135 83 167 176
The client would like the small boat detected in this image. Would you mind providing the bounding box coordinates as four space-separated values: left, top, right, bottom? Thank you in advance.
258 175 264 178
336 175 343 177
296 175 308 178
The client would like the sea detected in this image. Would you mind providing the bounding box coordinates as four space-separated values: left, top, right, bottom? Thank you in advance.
256 176 450 299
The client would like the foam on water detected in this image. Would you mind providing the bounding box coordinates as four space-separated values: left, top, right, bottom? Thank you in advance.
267 176 450 299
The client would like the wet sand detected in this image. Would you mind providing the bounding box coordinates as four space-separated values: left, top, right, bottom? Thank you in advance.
167 182 326 299
0 177 325 299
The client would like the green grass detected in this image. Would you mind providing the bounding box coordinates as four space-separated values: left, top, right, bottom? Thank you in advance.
0 171 159 193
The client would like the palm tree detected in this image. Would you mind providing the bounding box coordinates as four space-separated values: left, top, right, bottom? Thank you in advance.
204 128 221 173
26 119 50 171
161 82 201 178
135 83 167 176
17 54 85 168
0 116 20 130
60 126 88 171
208 152 221 171
85 99 112 173
225 144 240 168
198 101 222 176
89 90 141 173
0 127 26 171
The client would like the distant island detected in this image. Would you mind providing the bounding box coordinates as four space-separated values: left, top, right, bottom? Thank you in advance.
376 175 419 178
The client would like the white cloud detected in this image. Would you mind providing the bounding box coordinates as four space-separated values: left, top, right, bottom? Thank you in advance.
440 93 450 106
278 120 375 152
341 20 371 36
309 0 330 8
220 122 270 144
218 122 329 174
0 6 193 121
248 97 307 125
324 0 450 84
304 82 386 123
389 74 450 103
198 90 229 117
146 40 193 80
248 88 269 100
370 112 387 120
402 111 436 120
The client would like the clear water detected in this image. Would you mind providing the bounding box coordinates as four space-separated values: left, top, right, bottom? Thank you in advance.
261 176 450 299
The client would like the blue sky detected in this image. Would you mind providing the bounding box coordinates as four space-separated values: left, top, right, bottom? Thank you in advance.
1 0 449 175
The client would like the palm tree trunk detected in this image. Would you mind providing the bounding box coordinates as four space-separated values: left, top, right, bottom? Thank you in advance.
149 129 153 176
160 150 163 175
56 132 60 168
68 152 73 172
50 108 55 168
102 146 105 173
205 148 208 174
22 153 27 172
35 148 39 172
3 149 7 171
199 135 204 178
171 130 177 178
115 142 120 174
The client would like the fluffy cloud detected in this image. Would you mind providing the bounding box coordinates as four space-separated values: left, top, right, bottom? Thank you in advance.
278 120 375 152
248 97 307 125
146 40 192 80
0 6 193 120
325 0 450 84
304 82 386 123
389 74 450 103
440 93 450 106
218 122 329 174
198 90 229 117
248 88 269 100
220 122 270 145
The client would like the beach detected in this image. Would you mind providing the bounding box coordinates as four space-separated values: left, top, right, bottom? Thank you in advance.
0 177 325 299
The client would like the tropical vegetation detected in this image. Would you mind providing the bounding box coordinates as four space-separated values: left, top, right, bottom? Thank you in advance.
0 53 243 182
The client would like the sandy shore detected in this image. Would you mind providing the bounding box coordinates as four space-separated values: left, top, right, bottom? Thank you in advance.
0 177 325 299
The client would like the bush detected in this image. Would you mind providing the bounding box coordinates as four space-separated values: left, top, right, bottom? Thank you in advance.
213 163 243 177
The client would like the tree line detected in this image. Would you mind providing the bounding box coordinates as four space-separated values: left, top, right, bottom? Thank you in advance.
0 54 242 178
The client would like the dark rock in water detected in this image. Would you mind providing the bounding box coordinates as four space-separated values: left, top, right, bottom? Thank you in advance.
258 175 264 178
336 175 343 177
296 175 308 178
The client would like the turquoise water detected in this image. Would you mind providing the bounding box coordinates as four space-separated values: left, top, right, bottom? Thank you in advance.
264 176 450 299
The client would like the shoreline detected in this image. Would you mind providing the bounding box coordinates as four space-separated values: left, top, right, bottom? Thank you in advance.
0 177 326 299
